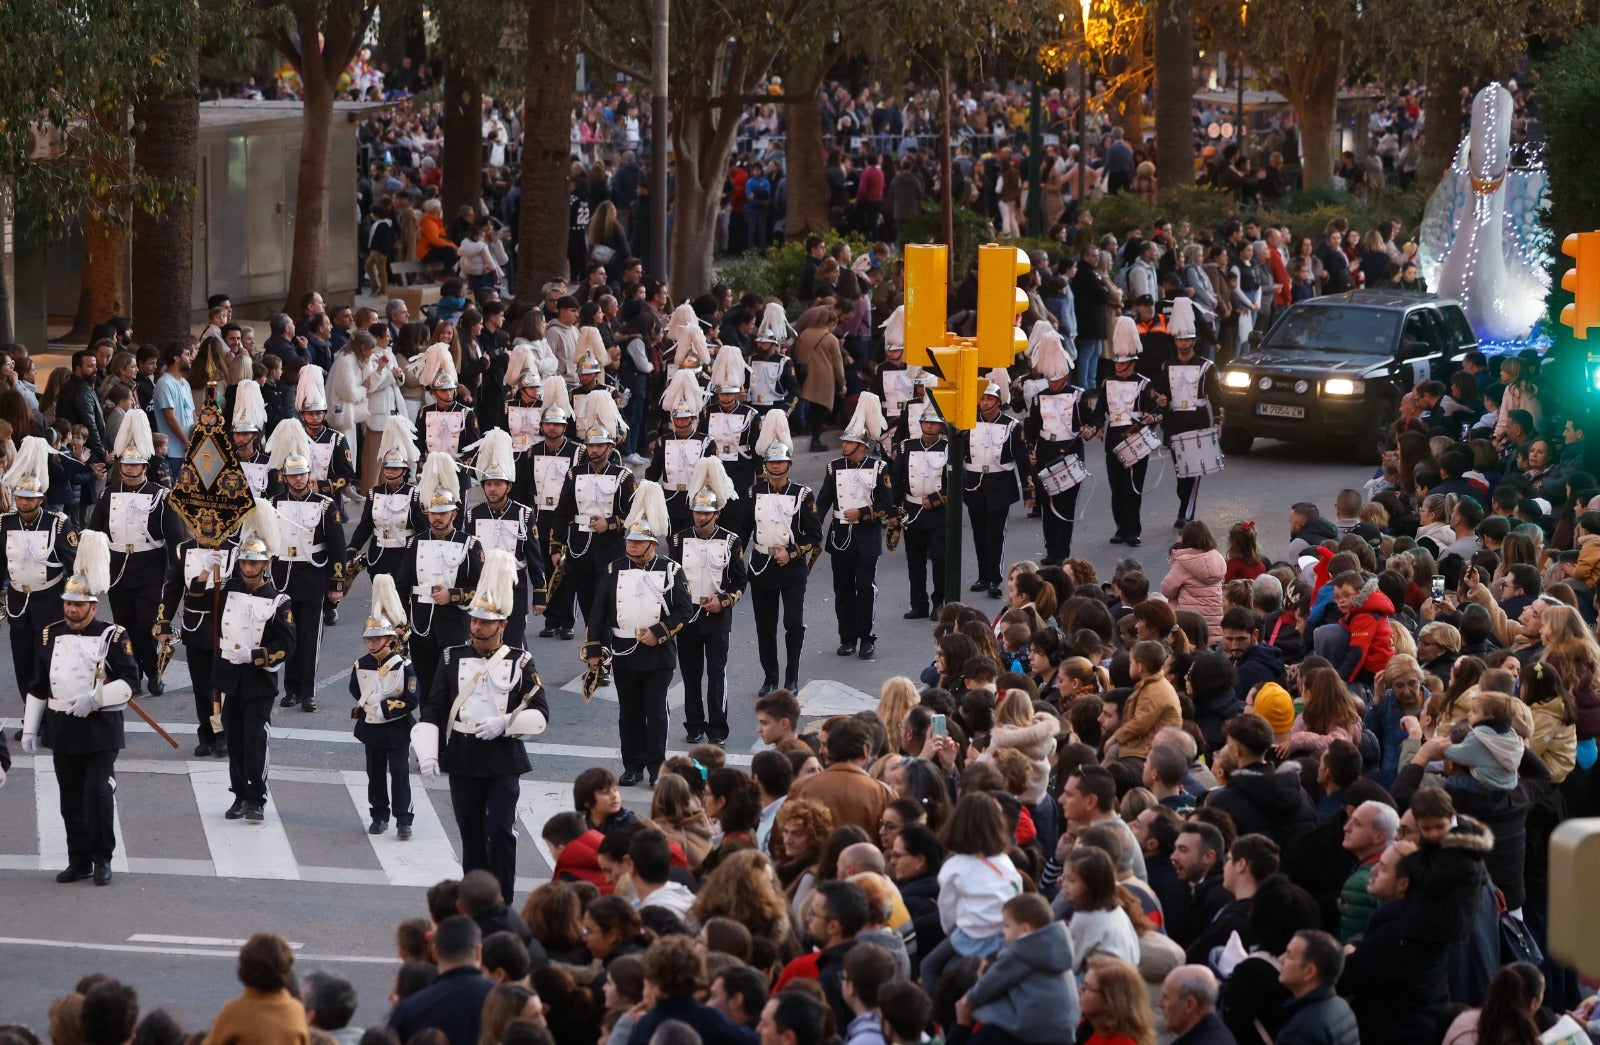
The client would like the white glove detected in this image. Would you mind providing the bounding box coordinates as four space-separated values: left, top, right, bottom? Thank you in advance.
69 689 96 718
420 758 440 780
21 734 38 755
474 715 509 741
223 644 252 665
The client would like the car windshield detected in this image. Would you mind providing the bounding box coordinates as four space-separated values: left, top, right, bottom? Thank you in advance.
1263 305 1400 355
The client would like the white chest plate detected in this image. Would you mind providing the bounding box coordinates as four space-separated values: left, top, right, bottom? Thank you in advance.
454 652 519 729
275 499 324 562
881 370 915 418
616 568 668 633
531 455 571 512
969 421 1013 472
356 662 406 723
372 492 413 548
414 539 468 593
183 547 232 588
220 591 279 654
425 410 465 454
507 405 541 452
834 464 879 519
49 633 103 706
754 492 797 554
1168 365 1208 411
474 516 522 557
707 411 749 461
750 360 783 405
1038 391 1081 442
681 536 730 602
308 440 335 482
1106 380 1142 427
663 439 704 491
109 492 160 552
6 529 54 591
907 449 946 501
241 461 272 496
575 473 620 532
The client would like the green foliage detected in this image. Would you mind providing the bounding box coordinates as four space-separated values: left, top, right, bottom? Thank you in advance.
1079 183 1432 246
713 231 878 312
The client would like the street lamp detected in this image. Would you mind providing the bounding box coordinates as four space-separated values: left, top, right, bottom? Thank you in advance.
1077 0 1092 207
1236 0 1248 148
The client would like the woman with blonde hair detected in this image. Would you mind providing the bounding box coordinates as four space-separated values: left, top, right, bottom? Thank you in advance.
981 688 1060 804
688 848 797 959
1541 604 1600 770
586 200 631 266
1080 956 1157 1045
649 773 713 874
477 983 538 1045
876 677 921 754
1060 656 1109 702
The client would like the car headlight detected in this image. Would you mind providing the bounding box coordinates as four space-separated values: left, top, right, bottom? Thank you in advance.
1224 370 1251 389
1324 378 1364 396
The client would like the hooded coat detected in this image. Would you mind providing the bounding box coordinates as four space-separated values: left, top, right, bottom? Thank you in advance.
1162 547 1228 635
1336 578 1395 683
983 711 1060 804
966 921 1082 1042
1202 760 1316 848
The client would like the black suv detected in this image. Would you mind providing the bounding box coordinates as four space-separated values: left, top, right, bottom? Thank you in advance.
1216 290 1478 462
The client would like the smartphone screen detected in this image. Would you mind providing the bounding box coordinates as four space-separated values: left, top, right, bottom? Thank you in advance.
931 714 947 739
1431 576 1446 601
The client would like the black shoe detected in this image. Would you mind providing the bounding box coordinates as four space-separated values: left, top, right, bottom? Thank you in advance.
224 799 247 820
969 579 988 592
244 803 265 822
987 584 1003 599
369 819 389 835
1109 534 1127 545
758 678 778 696
300 697 318 713
648 772 659 787
212 741 228 759
707 735 728 747
686 731 708 745
836 640 857 656
12 727 20 741
784 678 800 693
1027 506 1042 518
559 628 575 640
809 438 827 452
539 626 557 638
194 741 213 758
1174 518 1187 529
619 769 645 787
55 863 92 884
146 679 164 696
905 608 928 620
858 641 876 660
397 824 413 840
280 693 301 708
92 862 112 886
323 607 338 627
1127 536 1142 547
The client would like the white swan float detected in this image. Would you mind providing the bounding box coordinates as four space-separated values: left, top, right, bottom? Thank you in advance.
1427 83 1550 345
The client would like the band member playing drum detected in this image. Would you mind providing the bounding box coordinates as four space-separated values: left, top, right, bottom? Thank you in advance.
1094 317 1165 548
1158 298 1225 529
1024 325 1095 566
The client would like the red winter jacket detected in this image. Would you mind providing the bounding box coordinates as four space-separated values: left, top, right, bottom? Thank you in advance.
1338 580 1395 683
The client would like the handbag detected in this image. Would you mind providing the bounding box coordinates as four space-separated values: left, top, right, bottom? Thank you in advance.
589 243 615 265
1495 888 1543 966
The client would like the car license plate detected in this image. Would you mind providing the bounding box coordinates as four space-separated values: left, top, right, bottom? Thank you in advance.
1257 403 1305 419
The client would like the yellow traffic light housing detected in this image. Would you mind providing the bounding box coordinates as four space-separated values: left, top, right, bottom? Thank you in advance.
926 343 978 430
975 244 1032 370
1561 231 1600 340
903 244 949 368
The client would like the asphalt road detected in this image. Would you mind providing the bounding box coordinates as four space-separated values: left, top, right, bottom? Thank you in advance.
0 432 1370 1033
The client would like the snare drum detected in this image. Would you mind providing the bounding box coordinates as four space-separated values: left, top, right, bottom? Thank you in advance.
1170 427 1226 478
1113 427 1162 469
1038 455 1089 495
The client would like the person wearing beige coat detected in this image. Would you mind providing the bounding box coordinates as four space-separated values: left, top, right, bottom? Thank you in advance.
1109 652 1182 762
794 313 846 451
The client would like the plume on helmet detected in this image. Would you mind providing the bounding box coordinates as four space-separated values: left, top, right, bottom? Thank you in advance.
370 573 407 631
673 325 709 368
505 342 538 389
1028 325 1072 381
4 435 53 494
666 302 699 342
541 377 571 415
660 368 705 413
624 480 671 541
475 428 516 481
240 496 282 557
754 409 792 457
842 391 886 443
419 342 456 387
689 457 738 507
879 305 906 348
232 378 268 432
416 451 460 510
113 408 154 462
265 419 311 471
475 549 517 618
75 529 111 595
710 345 747 390
755 302 793 343
583 391 627 439
295 365 328 411
378 414 421 469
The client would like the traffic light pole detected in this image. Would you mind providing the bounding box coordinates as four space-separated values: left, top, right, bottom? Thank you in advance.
945 428 966 598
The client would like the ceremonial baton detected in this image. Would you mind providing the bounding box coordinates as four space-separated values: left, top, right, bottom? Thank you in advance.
127 697 179 749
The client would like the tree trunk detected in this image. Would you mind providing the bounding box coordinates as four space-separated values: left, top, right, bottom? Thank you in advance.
132 57 199 348
439 54 484 219
784 52 831 241
670 108 723 298
286 73 335 312
1420 60 1469 185
1281 42 1341 191
1153 0 1194 193
518 0 576 296
71 108 130 339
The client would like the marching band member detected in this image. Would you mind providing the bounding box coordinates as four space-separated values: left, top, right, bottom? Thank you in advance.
467 429 547 650
1 437 79 715
1158 298 1224 528
503 341 547 462
748 303 798 415
583 483 692 787
350 575 418 839
747 411 820 695
964 371 1034 598
667 306 712 388
396 452 484 702
891 409 950 620
346 415 425 587
649 370 715 535
294 364 359 530
229 379 274 497
702 346 758 540
556 396 636 629
870 306 918 455
21 531 137 886
416 342 482 490
214 500 297 823
890 372 941 445
569 328 617 438
525 381 583 640
1024 324 1095 565
88 410 184 695
270 440 346 713
1094 316 1166 548
817 393 895 660
666 459 747 746
157 527 236 758
415 549 549 903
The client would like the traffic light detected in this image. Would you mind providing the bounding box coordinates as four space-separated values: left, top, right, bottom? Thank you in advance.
975 243 1032 369
1560 231 1600 340
903 244 949 369
926 343 978 430
1550 818 1600 974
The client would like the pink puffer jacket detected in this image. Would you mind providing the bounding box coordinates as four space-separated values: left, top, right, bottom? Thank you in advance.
1161 547 1228 636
